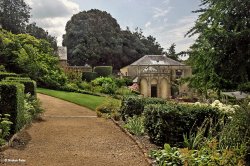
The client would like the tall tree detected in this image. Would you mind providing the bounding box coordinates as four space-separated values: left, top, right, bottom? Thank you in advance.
0 0 31 34
26 23 57 51
187 0 250 91
63 10 163 70
63 9 123 68
167 43 179 61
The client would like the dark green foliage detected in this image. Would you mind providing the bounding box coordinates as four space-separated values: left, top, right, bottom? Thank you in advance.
63 9 163 70
0 72 18 81
82 72 97 82
3 79 37 97
144 104 223 146
120 96 166 119
0 0 31 34
166 43 179 61
94 66 112 77
238 82 250 92
0 82 25 133
120 96 144 119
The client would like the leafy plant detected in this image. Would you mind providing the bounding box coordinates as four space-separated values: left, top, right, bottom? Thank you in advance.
124 116 145 136
0 114 13 145
150 144 183 166
95 98 121 120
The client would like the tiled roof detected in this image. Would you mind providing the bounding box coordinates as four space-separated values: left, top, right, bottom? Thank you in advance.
130 55 184 66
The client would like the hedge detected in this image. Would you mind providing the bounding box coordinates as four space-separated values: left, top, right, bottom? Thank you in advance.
3 79 37 97
120 96 166 119
82 72 97 82
5 77 31 81
144 103 224 146
0 82 25 133
94 66 112 77
0 72 18 81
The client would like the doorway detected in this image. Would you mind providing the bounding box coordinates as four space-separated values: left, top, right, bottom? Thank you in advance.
151 85 157 97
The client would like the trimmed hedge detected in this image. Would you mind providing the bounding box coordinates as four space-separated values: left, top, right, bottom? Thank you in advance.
0 82 25 133
94 66 112 77
82 72 97 82
120 96 166 119
144 103 224 146
3 80 37 97
5 77 31 81
0 72 18 81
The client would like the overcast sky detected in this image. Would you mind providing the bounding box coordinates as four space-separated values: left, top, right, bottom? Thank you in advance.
25 0 200 53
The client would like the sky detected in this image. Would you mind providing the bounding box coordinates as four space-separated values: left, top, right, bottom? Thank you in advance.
25 0 201 53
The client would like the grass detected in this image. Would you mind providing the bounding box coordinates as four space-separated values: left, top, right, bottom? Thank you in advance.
37 88 115 110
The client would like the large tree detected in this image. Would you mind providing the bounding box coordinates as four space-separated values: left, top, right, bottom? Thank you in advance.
63 9 163 70
63 9 123 67
187 0 250 91
26 23 58 51
0 0 31 34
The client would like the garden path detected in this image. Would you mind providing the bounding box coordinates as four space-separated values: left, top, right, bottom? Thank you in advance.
1 94 149 166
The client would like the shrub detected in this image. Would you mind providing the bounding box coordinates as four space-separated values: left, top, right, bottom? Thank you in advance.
124 116 145 136
3 79 37 97
0 114 13 145
24 93 44 119
0 72 18 81
120 96 167 119
144 103 223 146
91 77 117 94
120 96 144 119
115 87 133 96
82 72 97 82
238 82 250 92
95 98 121 120
0 65 6 72
94 66 112 77
0 82 25 133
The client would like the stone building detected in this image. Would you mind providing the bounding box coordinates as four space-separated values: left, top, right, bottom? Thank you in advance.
120 55 192 99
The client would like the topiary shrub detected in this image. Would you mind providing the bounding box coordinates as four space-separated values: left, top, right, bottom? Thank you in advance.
3 79 37 97
94 66 112 77
82 72 97 82
0 72 18 81
144 103 224 146
0 82 25 133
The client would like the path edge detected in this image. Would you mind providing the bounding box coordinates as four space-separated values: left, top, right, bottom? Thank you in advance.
111 118 153 166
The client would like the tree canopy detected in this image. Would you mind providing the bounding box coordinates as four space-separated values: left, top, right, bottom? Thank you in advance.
26 23 58 51
0 29 66 88
0 0 30 34
187 0 250 92
63 9 163 70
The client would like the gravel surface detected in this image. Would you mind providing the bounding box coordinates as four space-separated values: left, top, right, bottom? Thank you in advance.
0 94 149 166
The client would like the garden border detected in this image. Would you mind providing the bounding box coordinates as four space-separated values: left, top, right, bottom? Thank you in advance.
111 118 153 166
0 124 29 152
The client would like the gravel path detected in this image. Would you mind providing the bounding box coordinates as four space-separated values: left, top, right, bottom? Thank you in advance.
1 94 149 166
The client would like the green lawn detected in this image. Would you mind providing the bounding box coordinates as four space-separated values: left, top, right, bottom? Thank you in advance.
37 88 112 110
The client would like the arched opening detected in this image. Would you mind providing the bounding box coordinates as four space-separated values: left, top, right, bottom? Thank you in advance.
151 79 158 97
